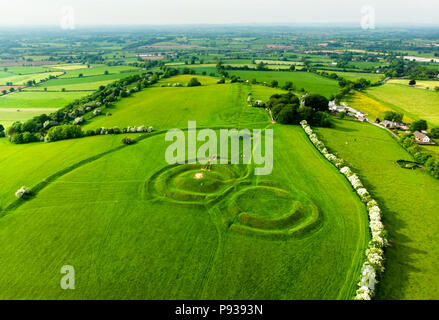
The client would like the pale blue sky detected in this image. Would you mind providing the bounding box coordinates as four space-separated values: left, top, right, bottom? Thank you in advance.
0 0 438 26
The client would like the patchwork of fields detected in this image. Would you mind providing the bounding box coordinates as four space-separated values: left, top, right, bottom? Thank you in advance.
0 64 142 127
1 24 439 302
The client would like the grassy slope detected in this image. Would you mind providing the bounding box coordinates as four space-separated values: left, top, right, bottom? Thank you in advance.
318 71 384 83
388 79 439 90
24 72 141 92
0 72 64 85
226 71 340 98
0 108 55 128
344 91 414 123
0 135 130 209
366 83 439 127
83 77 268 132
0 79 368 299
0 91 88 109
60 65 140 78
317 119 439 299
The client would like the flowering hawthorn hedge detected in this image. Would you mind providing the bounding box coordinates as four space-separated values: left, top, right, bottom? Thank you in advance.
300 120 388 300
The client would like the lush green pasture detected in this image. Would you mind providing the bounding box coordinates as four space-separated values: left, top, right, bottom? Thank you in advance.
60 65 141 78
0 135 128 209
49 64 89 71
0 66 52 75
0 108 55 129
84 77 266 131
388 79 439 91
317 119 439 299
0 91 89 109
318 71 384 83
157 75 220 87
0 129 367 299
0 71 64 85
25 72 142 92
250 85 285 102
366 83 439 126
226 70 340 98
0 80 368 299
344 91 413 123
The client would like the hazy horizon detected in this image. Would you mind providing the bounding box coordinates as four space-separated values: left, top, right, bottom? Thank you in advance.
0 0 438 28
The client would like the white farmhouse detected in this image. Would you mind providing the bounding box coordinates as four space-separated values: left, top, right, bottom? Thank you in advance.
413 131 432 144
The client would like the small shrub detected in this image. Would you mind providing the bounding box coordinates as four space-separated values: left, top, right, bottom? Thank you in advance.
15 186 31 199
122 137 134 145
187 78 201 87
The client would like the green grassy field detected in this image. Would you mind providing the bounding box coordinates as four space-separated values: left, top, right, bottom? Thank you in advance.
84 76 268 131
60 65 141 78
0 66 52 75
0 78 368 299
24 72 142 92
344 91 414 123
0 91 88 109
388 79 439 90
226 70 340 98
0 91 90 127
317 119 439 299
0 71 64 85
0 108 55 128
366 83 439 127
318 71 384 83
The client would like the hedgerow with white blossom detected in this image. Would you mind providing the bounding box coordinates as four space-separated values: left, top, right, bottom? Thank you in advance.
300 120 387 300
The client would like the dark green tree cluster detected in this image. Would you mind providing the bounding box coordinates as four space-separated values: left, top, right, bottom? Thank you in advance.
46 125 83 142
267 93 331 127
384 111 404 122
282 81 296 91
410 120 428 132
187 78 201 87
399 134 439 179
10 131 40 144
0 124 5 138
382 58 438 79
430 127 439 139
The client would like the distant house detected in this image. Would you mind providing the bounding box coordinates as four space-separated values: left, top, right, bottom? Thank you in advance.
380 120 409 130
328 100 345 113
380 120 397 129
413 131 432 144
